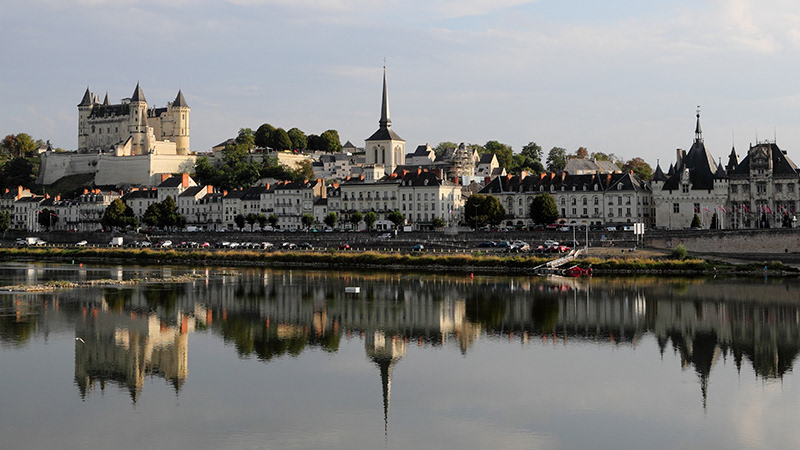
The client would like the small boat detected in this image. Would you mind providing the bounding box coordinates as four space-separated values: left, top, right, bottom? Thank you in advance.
344 286 360 293
562 265 590 277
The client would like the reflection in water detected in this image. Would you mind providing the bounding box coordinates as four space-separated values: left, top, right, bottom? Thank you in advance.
3 270 800 422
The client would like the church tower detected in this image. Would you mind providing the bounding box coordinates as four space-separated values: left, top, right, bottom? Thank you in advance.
365 67 405 175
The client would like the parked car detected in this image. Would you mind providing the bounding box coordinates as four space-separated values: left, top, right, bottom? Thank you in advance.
298 242 313 249
478 241 497 248
338 244 351 250
496 241 511 248
411 244 425 251
75 240 88 247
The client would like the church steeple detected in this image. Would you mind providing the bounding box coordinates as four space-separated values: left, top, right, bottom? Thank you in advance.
379 66 391 129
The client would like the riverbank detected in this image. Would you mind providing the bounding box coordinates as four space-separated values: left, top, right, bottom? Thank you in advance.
0 246 796 276
0 273 206 292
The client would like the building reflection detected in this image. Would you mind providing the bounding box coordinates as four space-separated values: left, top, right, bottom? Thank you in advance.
3 270 800 416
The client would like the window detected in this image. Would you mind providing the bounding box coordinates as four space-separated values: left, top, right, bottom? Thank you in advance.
582 197 587 205
594 197 599 205
618 197 622 205
571 207 576 215
757 183 766 194
694 203 700 213
571 198 577 205
682 185 689 194
626 208 631 216
790 184 796 193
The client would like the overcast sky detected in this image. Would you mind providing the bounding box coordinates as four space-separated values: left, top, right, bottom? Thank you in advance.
4 0 800 168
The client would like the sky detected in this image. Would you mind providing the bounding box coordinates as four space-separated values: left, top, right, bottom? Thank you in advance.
4 0 800 169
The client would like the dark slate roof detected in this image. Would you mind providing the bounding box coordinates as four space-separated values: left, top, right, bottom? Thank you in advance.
179 186 205 197
366 67 404 142
89 103 130 119
343 140 356 149
662 115 721 190
412 145 433 156
479 172 650 195
652 164 667 182
729 142 799 177
78 87 93 107
241 185 267 200
397 170 455 187
726 146 739 171
102 93 110 106
366 127 404 142
131 83 147 103
479 153 496 164
223 189 247 200
122 190 158 201
715 162 727 179
667 163 675 177
158 175 194 188
315 198 328 207
173 90 188 108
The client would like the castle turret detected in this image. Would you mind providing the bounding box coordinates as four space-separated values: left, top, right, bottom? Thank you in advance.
77 87 94 152
128 83 150 155
167 90 190 155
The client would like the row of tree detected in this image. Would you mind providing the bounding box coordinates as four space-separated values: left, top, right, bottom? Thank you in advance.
253 123 342 153
464 193 559 229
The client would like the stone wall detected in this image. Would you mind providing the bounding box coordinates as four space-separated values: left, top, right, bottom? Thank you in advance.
647 228 800 254
38 152 197 187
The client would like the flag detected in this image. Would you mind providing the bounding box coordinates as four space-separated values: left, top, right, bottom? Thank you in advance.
767 206 773 214
743 205 749 212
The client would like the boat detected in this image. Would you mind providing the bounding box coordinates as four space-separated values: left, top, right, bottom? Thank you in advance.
562 265 591 277
344 286 360 294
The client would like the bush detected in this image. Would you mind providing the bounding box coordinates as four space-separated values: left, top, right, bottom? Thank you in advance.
672 245 687 260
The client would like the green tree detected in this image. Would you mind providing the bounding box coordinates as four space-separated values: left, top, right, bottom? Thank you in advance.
529 193 559 225
234 214 246 230
306 134 323 151
257 214 267 230
574 147 589 159
320 130 342 153
287 128 307 150
1 157 39 191
691 214 701 228
301 213 314 229
433 141 458 156
546 147 568 172
387 210 405 228
101 199 138 231
0 209 9 237
521 142 542 162
324 212 338 229
193 156 218 187
621 157 653 181
254 123 276 148
432 217 446 229
235 128 255 150
246 213 258 231
364 211 378 230
38 208 58 231
464 194 505 229
270 128 292 151
268 214 278 229
294 160 315 182
349 211 363 230
485 140 514 171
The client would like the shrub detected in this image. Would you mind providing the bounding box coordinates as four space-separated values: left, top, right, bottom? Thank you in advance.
672 245 687 260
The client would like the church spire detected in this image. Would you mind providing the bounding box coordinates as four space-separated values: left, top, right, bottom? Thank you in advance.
695 107 703 143
379 66 391 129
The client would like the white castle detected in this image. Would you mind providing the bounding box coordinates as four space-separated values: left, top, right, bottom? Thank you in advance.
78 83 190 156
37 84 196 187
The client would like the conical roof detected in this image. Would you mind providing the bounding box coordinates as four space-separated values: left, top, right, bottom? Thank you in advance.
173 89 188 108
366 67 404 142
102 92 110 106
131 83 147 103
78 87 93 107
653 163 667 182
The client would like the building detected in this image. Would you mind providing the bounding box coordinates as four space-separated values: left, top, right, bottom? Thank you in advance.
78 84 190 155
364 67 405 175
652 112 728 229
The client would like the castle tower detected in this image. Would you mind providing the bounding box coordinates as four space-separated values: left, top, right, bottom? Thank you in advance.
365 67 405 175
77 87 94 152
168 90 190 155
128 83 150 155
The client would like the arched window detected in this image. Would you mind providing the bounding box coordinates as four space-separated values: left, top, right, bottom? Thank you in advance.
582 197 587 205
571 198 576 205
560 198 566 205
593 196 599 205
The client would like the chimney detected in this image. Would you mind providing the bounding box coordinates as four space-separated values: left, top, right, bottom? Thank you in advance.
484 176 491 185
45 193 50 199
549 173 555 180
332 182 339 188
56 195 61 201
560 172 566 182
18 186 23 198
3 189 7 194
83 188 89 195
207 185 214 194
606 174 611 185
182 173 189 188
223 190 228 196
161 173 170 182
520 171 528 180
540 173 545 180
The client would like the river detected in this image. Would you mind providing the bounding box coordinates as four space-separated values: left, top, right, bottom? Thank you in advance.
1 262 799 449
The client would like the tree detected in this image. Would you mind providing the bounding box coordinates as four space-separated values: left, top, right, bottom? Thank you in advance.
193 156 217 187
268 214 278 229
546 147 567 172
294 160 315 182
245 213 258 231
102 199 138 231
324 212 338 230
287 128 307 150
485 140 514 171
387 210 405 228
364 211 377 231
349 211 363 230
529 193 559 225
261 156 298 181
234 214 246 230
621 157 653 181
432 217 446 229
270 128 292 151
691 214 701 228
257 214 267 230
235 128 255 150
306 134 323 151
320 130 342 153
433 141 458 157
254 123 276 148
464 194 506 229
574 147 589 159
0 209 9 237
301 213 314 229
38 208 58 231
1 157 39 191
521 142 543 162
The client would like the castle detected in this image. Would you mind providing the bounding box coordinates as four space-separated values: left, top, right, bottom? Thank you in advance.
78 83 190 156
37 84 196 187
